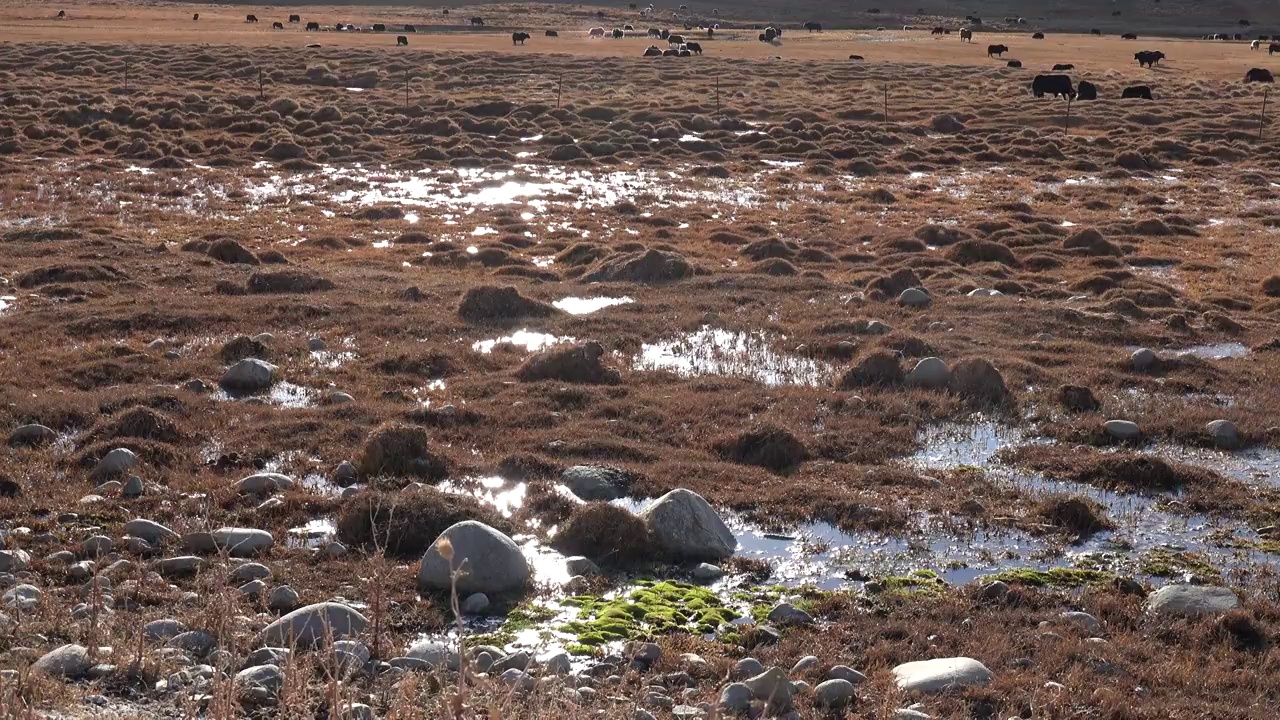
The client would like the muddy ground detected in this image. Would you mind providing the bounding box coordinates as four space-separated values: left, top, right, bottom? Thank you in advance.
3 2 1280 719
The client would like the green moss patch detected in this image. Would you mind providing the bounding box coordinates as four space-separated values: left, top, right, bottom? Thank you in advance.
1138 548 1222 582
559 581 741 646
982 567 1113 588
878 569 947 597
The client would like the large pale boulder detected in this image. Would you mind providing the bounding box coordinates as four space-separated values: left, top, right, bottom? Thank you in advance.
417 521 530 594
892 657 992 693
638 489 736 560
259 602 368 649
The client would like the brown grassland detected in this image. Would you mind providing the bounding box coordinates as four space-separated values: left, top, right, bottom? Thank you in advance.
3 1 1280 718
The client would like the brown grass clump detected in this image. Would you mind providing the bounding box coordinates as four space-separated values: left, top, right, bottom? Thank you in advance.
551 501 656 566
374 351 460 378
946 239 1018 267
355 424 449 481
219 335 270 364
1035 494 1112 538
1059 384 1101 413
336 487 513 558
838 350 902 388
246 271 334 294
456 285 557 323
583 248 697 284
1262 275 1280 298
1063 228 1123 257
516 342 621 384
1215 611 1269 652
90 406 182 444
948 358 1012 407
1006 447 1218 494
206 238 259 265
712 424 808 474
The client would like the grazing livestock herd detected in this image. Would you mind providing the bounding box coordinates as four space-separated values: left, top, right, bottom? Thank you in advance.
46 6 1280 90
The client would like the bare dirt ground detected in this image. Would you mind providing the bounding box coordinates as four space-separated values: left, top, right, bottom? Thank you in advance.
3 1 1280 719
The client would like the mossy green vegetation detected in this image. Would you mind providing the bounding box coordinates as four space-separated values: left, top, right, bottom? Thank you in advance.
559 581 742 646
878 569 947 597
467 602 562 647
1138 548 1223 582
982 567 1113 587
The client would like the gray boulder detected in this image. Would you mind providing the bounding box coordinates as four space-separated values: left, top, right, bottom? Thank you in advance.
235 473 292 494
1103 419 1140 441
124 519 177 544
232 563 272 583
82 536 113 558
417 521 530 594
1131 348 1156 371
899 287 931 307
155 556 205 577
260 602 368 649
8 424 56 448
561 465 630 501
143 619 187 641
220 359 278 394
814 678 856 709
32 644 92 678
743 667 792 712
245 648 291 668
718 683 753 715
565 556 602 577
692 563 723 581
122 475 144 497
638 489 736 561
211 528 274 557
542 651 571 675
892 657 992 693
460 593 490 614
93 448 137 479
732 657 764 679
267 585 300 612
492 651 530 673
1146 585 1240 617
168 631 218 657
1206 419 1241 449
766 602 813 626
0 550 31 573
404 639 458 669
827 665 868 684
235 664 284 703
1060 611 1101 634
3 584 42 610
906 357 951 389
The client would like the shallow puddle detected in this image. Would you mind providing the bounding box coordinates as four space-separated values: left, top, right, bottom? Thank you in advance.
287 517 336 549
213 382 318 408
551 296 634 315
909 421 1275 574
245 164 770 219
634 327 836 387
1167 343 1249 360
438 476 527 518
471 330 572 355
310 350 358 369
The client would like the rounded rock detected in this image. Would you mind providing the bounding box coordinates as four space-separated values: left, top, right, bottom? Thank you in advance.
1104 419 1141 441
1131 348 1157 371
1206 419 1241 450
907 357 951 389
417 521 530 594
638 488 736 561
899 287 932 307
814 678 856 709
